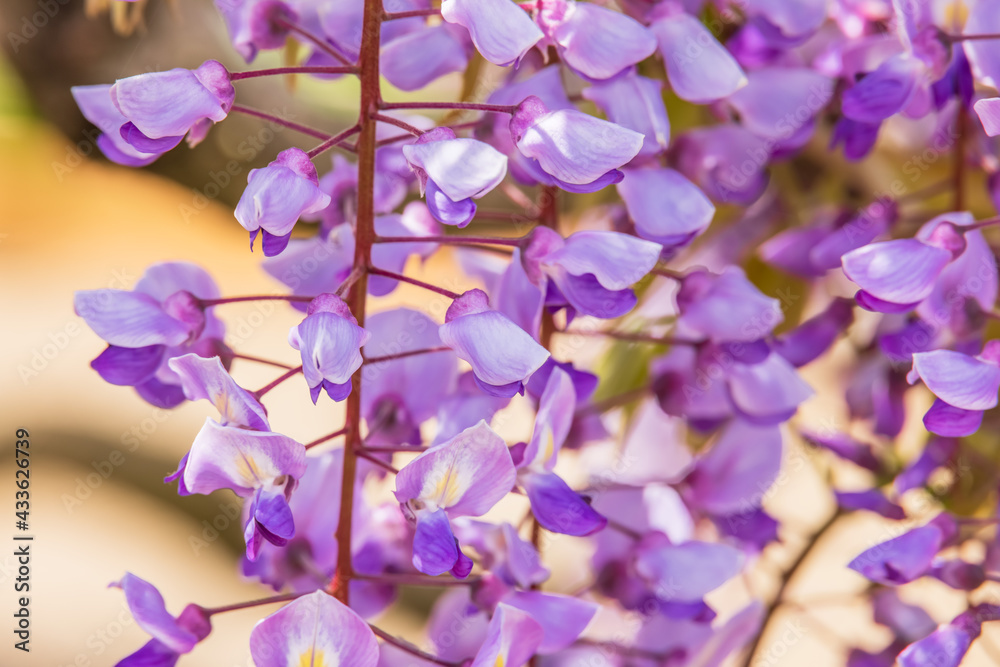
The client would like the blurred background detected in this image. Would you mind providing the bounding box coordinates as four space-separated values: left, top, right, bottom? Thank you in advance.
3 1 1000 666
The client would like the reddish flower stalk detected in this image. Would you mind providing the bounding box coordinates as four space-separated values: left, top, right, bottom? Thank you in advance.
230 65 358 80
252 365 304 399
366 266 462 299
331 0 383 605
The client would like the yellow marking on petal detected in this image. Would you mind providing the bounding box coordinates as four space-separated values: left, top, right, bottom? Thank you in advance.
298 648 326 667
234 453 263 486
432 464 463 508
542 425 555 465
943 1 968 29
494 654 505 667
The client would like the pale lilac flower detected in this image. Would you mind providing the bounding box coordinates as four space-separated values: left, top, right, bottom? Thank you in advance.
110 60 234 152
848 514 957 585
515 368 606 536
71 85 161 166
536 0 657 81
111 573 211 667
439 289 550 397
583 71 670 157
289 294 371 403
394 421 516 576
441 0 543 66
469 603 544 667
521 227 662 320
908 341 1000 437
75 262 227 409
235 148 332 257
649 6 747 103
510 96 644 193
402 128 508 227
250 591 379 667
617 167 714 250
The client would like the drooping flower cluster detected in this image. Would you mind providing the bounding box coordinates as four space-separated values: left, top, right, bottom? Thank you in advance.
68 0 1000 665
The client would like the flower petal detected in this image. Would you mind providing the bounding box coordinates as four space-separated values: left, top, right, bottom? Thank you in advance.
523 471 606 536
617 168 714 248
911 349 1000 411
412 507 462 576
91 345 165 386
403 137 507 202
651 12 747 103
544 231 662 291
553 3 656 81
114 573 199 654
75 290 191 347
182 419 306 496
167 354 269 430
250 591 379 667
395 421 515 517
440 0 542 66
842 239 951 305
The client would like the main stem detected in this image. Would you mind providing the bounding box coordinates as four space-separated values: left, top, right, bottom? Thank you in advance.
330 0 382 606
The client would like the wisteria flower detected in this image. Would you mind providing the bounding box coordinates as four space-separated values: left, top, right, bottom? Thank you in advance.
394 421 516 576
515 367 606 536
535 0 657 81
438 289 549 397
510 96 644 193
441 0 542 66
361 308 457 446
402 128 508 227
235 147 332 256
289 293 371 403
469 603 544 667
908 341 1000 437
582 71 670 158
649 6 747 103
521 227 662 320
110 60 235 152
848 514 957 585
841 214 970 312
617 167 714 250
74 262 227 408
111 573 211 667
250 590 379 667
71 85 162 166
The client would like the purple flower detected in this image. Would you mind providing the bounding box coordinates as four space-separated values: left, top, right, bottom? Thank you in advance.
848 515 957 585
71 85 161 166
111 573 211 667
897 609 994 667
168 353 269 430
616 167 714 251
674 124 770 204
453 520 549 588
521 227 661 320
402 128 508 227
381 23 470 92
649 6 747 103
235 148 331 256
441 0 542 66
438 289 550 397
582 71 670 158
842 215 970 312
835 489 905 520
908 342 1000 437
110 60 234 152
361 308 457 446
75 262 228 409
289 293 371 403
725 67 833 148
394 421 516 576
184 420 306 557
675 267 783 343
216 0 298 63
536 0 657 81
634 533 745 603
973 97 1000 137
842 53 923 123
745 0 827 44
683 420 784 515
510 96 644 193
250 590 380 667
469 603 544 667
515 368 606 536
